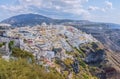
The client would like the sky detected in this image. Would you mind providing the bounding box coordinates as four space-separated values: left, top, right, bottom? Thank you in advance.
0 0 120 24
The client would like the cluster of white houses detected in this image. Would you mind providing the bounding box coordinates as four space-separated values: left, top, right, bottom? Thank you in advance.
0 23 97 66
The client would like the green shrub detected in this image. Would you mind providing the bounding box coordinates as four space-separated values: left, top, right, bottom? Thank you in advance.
82 74 89 79
80 60 86 68
74 47 85 57
9 41 14 50
0 42 6 48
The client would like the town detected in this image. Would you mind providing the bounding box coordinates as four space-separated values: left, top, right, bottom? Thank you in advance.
0 23 97 66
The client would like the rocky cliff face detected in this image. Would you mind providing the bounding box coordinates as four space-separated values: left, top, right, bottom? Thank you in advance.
71 24 120 53
72 23 120 79
71 41 120 79
55 40 120 79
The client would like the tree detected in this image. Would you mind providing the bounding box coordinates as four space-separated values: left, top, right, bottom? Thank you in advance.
8 41 14 51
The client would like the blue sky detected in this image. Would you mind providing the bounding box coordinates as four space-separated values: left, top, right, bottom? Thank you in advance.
0 0 120 24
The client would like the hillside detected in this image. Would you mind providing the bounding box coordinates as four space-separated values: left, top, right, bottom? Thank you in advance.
0 13 120 79
0 25 98 79
1 14 53 26
0 24 120 79
73 23 120 52
1 13 120 54
1 13 90 27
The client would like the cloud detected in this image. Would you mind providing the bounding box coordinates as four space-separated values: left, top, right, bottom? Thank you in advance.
0 5 24 12
88 1 113 12
0 0 91 20
100 8 106 12
0 0 30 13
105 1 113 9
88 6 99 11
0 0 90 19
0 0 114 20
88 6 106 12
17 0 90 17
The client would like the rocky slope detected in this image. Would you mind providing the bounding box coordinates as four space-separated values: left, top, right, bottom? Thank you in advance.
73 24 120 79
1 13 120 79
73 23 120 52
0 25 98 79
80 42 120 79
0 24 120 79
